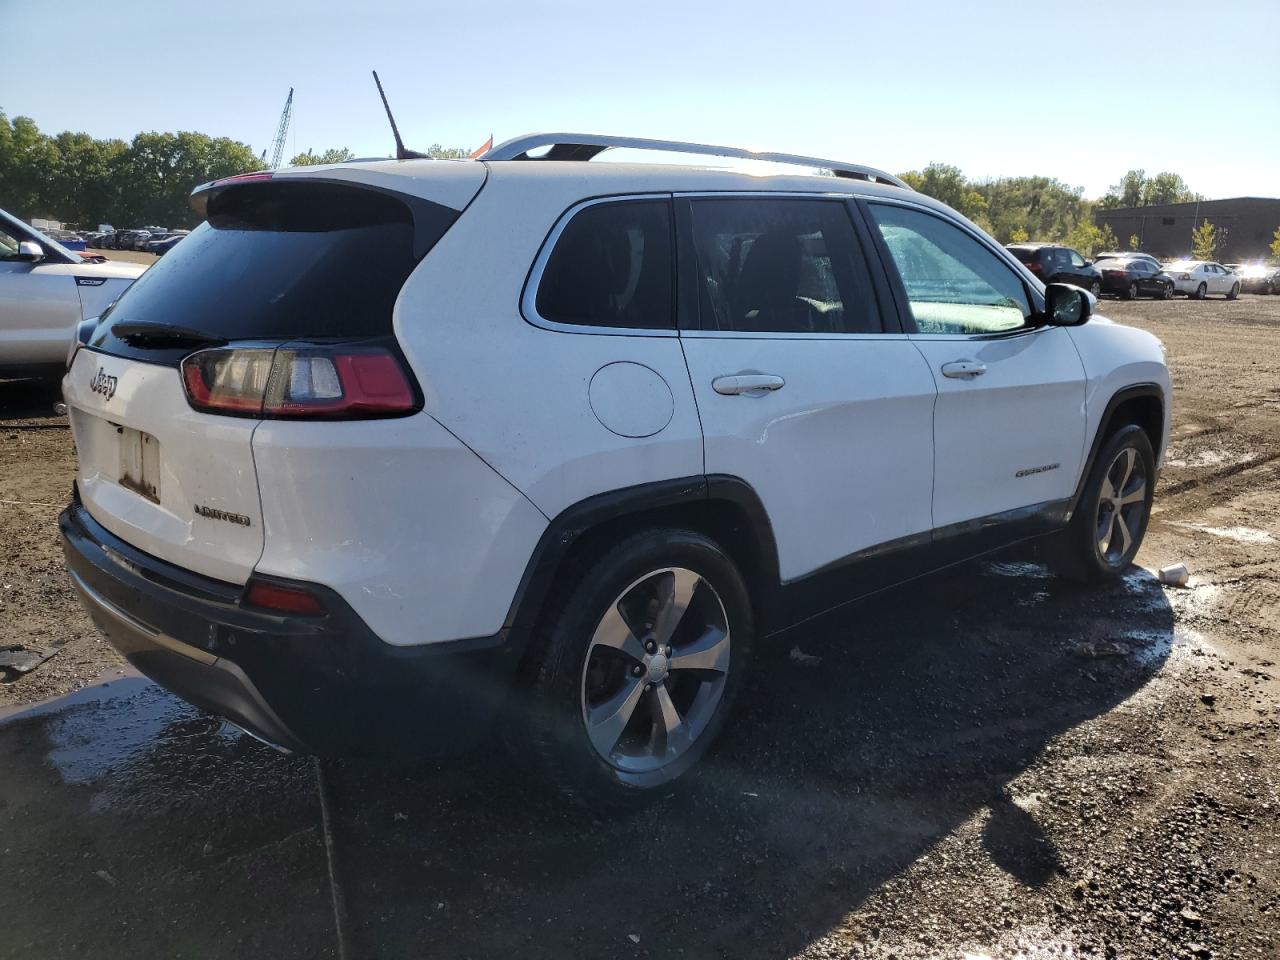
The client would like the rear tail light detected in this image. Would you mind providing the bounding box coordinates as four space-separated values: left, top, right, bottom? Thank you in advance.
243 578 327 616
1026 261 1041 272
181 342 418 419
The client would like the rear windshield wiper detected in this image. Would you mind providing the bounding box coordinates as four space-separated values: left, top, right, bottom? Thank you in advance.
109 320 229 349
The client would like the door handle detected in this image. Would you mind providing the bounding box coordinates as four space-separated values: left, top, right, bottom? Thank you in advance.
940 359 987 380
712 374 786 396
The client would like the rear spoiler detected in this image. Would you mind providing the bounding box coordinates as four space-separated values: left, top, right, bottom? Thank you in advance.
189 171 470 261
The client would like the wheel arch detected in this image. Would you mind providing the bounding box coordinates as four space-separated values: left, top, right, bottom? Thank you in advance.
1069 383 1165 514
502 475 781 641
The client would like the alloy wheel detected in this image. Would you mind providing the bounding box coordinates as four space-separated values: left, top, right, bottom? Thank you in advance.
1129 282 1138 300
1090 281 1101 296
580 567 730 775
1095 447 1148 566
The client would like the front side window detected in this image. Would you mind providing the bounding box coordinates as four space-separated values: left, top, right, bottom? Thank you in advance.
1069 249 1087 268
867 203 1032 336
687 198 879 334
535 199 673 330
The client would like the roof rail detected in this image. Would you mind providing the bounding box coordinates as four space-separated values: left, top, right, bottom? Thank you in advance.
479 133 910 189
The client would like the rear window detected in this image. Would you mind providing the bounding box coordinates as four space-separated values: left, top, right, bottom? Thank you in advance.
534 199 674 330
1007 247 1040 263
91 181 432 363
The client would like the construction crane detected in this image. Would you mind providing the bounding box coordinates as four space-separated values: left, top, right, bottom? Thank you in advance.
267 88 294 169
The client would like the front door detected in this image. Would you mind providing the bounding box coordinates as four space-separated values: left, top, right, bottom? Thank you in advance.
863 200 1087 530
0 224 81 370
677 195 937 582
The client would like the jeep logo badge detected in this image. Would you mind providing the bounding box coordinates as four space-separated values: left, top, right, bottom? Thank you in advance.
89 367 118 401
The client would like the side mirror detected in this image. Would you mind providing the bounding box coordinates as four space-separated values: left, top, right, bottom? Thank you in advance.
1043 282 1091 327
15 240 45 262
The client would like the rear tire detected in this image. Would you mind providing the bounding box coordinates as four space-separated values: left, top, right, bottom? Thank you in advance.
1125 281 1138 300
1228 283 1240 300
1194 282 1207 300
1162 283 1174 300
525 529 753 812
1047 424 1155 583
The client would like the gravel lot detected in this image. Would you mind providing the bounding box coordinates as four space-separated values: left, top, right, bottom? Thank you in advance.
1 295 1277 959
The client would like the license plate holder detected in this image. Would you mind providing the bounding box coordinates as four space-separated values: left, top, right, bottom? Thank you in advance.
118 426 161 504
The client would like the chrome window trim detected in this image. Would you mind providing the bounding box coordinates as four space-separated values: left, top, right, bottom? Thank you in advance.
520 193 680 338
860 195 1050 341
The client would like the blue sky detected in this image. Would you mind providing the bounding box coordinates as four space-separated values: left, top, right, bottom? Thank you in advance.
3 0 1277 199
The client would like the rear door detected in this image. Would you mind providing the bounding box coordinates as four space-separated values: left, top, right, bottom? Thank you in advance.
863 200 1087 530
64 168 485 583
677 195 937 581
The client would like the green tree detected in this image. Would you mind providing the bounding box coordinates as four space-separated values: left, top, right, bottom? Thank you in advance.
897 163 990 225
1009 227 1029 243
290 147 356 166
1144 171 1200 206
1128 234 1140 250
1098 170 1146 210
425 144 470 160
1270 226 1280 261
1192 220 1219 260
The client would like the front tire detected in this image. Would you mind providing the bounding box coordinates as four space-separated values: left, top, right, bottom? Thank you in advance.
1228 283 1240 300
1194 282 1207 300
1124 281 1139 300
1089 280 1102 297
1048 425 1155 583
526 529 753 811
1162 283 1175 300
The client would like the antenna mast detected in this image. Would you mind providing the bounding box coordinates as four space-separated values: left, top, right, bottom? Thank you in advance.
268 88 294 169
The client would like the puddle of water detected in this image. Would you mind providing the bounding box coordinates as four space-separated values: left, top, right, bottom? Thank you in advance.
0 665 146 725
1169 521 1276 544
1166 449 1257 469
982 561 1051 579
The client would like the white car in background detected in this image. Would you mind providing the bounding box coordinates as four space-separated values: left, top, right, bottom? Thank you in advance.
1165 260 1241 300
0 208 147 381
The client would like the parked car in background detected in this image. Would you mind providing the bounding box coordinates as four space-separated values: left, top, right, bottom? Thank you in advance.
153 236 179 256
1238 264 1280 295
58 135 1171 809
143 233 171 253
1094 250 1160 268
0 206 146 381
1006 243 1102 295
1164 260 1241 299
152 232 189 257
130 231 155 251
1094 256 1175 299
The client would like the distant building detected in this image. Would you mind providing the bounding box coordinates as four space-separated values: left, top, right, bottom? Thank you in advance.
1095 197 1280 262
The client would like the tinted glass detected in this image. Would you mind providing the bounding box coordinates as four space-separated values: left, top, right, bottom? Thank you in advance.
536 200 673 330
1069 249 1086 267
93 181 423 363
867 203 1031 335
688 198 878 334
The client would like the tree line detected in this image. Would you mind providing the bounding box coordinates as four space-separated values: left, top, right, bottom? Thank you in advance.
0 110 1230 258
896 163 1203 256
0 111 469 231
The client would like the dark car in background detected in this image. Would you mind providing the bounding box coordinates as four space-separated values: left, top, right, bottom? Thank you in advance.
152 233 186 256
1238 264 1280 295
1095 256 1175 299
1006 243 1102 296
1094 250 1161 268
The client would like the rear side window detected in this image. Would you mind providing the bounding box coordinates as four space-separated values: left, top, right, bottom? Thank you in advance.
93 181 428 363
867 203 1031 336
688 198 879 334
535 200 674 330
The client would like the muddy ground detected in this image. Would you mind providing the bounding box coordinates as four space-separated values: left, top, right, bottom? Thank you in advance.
1 295 1277 960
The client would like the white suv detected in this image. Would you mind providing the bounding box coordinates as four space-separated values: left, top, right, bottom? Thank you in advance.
59 134 1171 808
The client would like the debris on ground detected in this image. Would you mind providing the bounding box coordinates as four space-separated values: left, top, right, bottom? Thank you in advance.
94 869 117 887
1158 563 1191 587
789 646 821 667
1072 640 1131 659
0 643 60 676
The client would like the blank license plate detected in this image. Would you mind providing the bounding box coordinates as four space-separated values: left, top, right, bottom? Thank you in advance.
118 427 161 503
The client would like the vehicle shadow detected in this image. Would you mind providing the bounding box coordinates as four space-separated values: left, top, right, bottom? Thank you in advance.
0 553 1175 960
323 554 1175 959
0 378 63 420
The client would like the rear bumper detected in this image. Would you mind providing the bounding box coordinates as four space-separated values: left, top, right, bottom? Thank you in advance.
60 500 528 756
